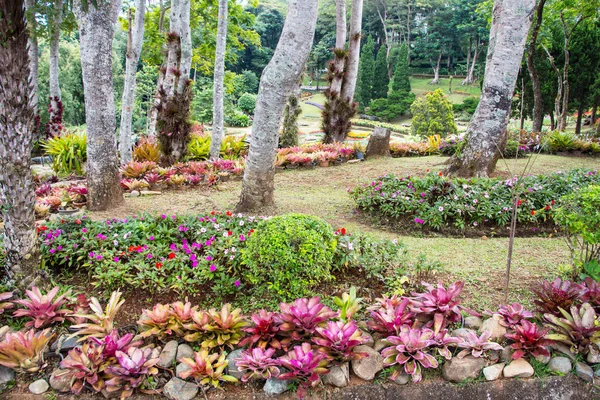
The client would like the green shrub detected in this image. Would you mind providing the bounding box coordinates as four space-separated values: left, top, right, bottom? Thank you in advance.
187 134 247 161
42 131 87 175
453 97 479 115
541 131 577 153
350 119 410 134
241 214 337 300
368 91 415 122
225 110 251 127
237 93 257 115
410 89 457 138
555 185 600 270
187 134 211 160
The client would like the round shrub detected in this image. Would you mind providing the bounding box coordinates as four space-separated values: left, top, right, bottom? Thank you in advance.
241 214 337 300
237 93 257 115
225 110 251 127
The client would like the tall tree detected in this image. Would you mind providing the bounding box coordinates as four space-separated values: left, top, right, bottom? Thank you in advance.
119 0 146 164
0 0 41 288
236 0 319 212
24 0 38 113
48 0 63 127
74 0 123 210
341 0 364 103
525 0 547 133
178 0 191 93
356 35 375 109
391 44 410 93
445 0 536 177
209 0 228 160
372 44 389 100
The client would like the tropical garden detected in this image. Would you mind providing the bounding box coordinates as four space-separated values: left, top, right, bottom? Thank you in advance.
1 0 600 399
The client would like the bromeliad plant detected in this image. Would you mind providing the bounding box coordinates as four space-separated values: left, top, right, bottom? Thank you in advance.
313 320 369 363
0 328 54 372
277 297 338 342
71 291 125 340
138 301 196 341
234 348 281 382
533 278 583 317
410 281 470 327
544 303 600 359
184 304 248 349
487 303 534 328
104 347 160 398
178 349 238 388
333 286 362 322
367 295 415 336
61 340 108 394
381 326 439 383
239 310 285 350
456 330 503 359
90 329 142 359
580 277 600 310
0 292 13 315
278 343 330 400
12 286 72 328
504 320 552 360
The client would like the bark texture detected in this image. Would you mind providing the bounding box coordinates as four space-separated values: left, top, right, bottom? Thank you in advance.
429 51 442 85
49 0 63 120
0 0 42 289
24 0 38 113
526 0 547 133
119 0 146 164
74 0 123 210
178 0 191 94
209 0 228 160
445 0 535 178
340 0 363 103
163 0 180 96
236 0 318 212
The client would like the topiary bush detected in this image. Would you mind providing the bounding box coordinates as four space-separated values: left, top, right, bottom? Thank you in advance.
237 93 257 116
241 214 337 300
410 89 457 137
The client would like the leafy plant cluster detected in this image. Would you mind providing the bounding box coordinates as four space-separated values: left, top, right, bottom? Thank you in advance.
440 136 530 159
350 119 411 134
350 169 600 231
34 183 87 218
275 143 356 168
42 130 87 176
410 89 457 138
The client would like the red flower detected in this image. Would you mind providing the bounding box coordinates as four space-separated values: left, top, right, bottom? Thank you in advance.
551 200 555 205
438 171 443 176
545 205 551 211
228 231 233 236
210 211 216 215
341 227 347 235
36 225 48 233
531 210 536 216
426 169 430 173
74 219 82 225
248 229 255 236
168 252 176 260
155 262 163 269
226 210 232 216
517 200 523 206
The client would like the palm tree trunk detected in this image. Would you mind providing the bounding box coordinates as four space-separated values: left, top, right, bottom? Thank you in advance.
49 0 63 123
177 0 191 94
445 0 536 178
340 0 364 103
209 0 228 160
236 0 319 212
0 0 42 289
163 0 180 97
74 0 123 211
25 0 38 114
119 0 146 164
526 0 547 133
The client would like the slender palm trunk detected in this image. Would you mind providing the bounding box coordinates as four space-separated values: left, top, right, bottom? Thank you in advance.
462 38 472 85
340 0 364 103
0 0 42 289
236 0 319 212
163 0 181 97
178 0 191 94
74 0 123 210
330 0 347 96
25 0 38 114
49 0 63 122
526 0 547 133
209 0 228 160
119 0 146 164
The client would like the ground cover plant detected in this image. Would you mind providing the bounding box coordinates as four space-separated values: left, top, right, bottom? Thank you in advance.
350 169 600 232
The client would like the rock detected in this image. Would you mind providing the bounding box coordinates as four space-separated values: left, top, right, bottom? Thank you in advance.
548 357 571 375
535 353 551 365
124 191 140 198
158 340 179 368
451 328 477 340
264 378 290 396
101 389 121 399
550 343 577 360
392 371 410 385
351 345 384 381
373 339 388 352
481 314 508 340
483 363 504 381
501 346 514 363
488 350 501 363
151 346 162 360
442 356 485 382
0 365 15 386
163 378 199 400
51 335 80 352
49 369 71 393
348 159 361 164
464 316 483 330
225 349 245 380
323 363 349 388
362 331 375 347
140 190 162 196
176 363 192 378
587 347 600 364
365 127 391 158
176 344 194 362
29 379 49 394
575 362 594 383
503 358 534 378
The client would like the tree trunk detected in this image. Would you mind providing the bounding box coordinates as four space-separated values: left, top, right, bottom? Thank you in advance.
25 0 38 114
147 0 169 138
558 12 579 132
465 38 481 85
49 0 63 122
575 102 584 134
335 0 347 50
330 0 347 96
119 0 145 164
445 0 536 178
543 44 563 130
550 111 555 130
462 38 472 85
163 0 180 97
236 0 318 212
526 0 547 133
74 0 123 211
177 0 191 94
0 0 42 289
429 51 442 85
340 0 364 103
209 0 228 160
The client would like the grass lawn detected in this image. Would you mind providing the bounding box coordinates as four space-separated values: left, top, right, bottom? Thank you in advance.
90 154 600 312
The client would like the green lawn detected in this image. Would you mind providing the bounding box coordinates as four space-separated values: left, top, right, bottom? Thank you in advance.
409 77 481 104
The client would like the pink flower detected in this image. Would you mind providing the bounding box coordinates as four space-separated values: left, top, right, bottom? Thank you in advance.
239 234 246 242
210 264 217 272
149 236 155 241
234 280 241 287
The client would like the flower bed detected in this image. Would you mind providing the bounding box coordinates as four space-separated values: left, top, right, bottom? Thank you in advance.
350 169 600 232
0 277 598 399
275 143 357 168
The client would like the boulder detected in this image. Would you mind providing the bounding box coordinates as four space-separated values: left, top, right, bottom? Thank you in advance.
176 362 192 379
534 353 551 365
176 344 194 362
0 365 15 386
163 378 198 400
392 371 410 385
264 378 290 396
362 331 375 348
548 357 571 375
49 369 71 393
323 363 349 388
575 362 594 383
483 363 504 381
451 328 477 340
225 349 245 380
29 379 49 394
501 346 514 363
158 340 179 368
365 127 391 158
464 316 483 330
442 356 485 382
503 358 534 378
550 343 577 360
51 335 80 352
351 345 384 381
480 314 507 340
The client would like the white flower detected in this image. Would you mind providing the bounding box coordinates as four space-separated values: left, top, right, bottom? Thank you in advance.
231 247 236 253
348 242 354 251
223 231 229 237
439 206 444 212
113 240 119 246
239 220 244 226
200 227 207 233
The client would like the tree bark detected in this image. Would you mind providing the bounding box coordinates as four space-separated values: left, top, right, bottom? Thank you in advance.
25 0 38 114
557 13 585 131
445 0 536 178
163 0 180 97
543 44 563 129
429 51 442 85
177 0 191 94
0 0 42 289
575 102 584 134
119 0 145 164
463 38 481 85
209 0 228 160
330 0 347 96
147 0 169 138
335 0 347 50
49 0 63 120
236 0 318 212
74 0 123 211
526 0 547 133
340 0 364 103
462 38 472 85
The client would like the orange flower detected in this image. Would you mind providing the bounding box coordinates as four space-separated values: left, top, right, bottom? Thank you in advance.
531 210 536 216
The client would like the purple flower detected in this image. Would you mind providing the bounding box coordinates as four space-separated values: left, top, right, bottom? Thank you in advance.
210 264 217 272
96 254 103 261
239 234 246 242
88 251 95 258
414 218 425 225
206 255 213 261
97 233 107 240
169 243 178 251
73 243 78 248
161 214 167 219
82 228 88 233
149 236 155 241
234 280 241 287
178 225 189 232
49 248 56 254
146 253 153 259
113 257 120 263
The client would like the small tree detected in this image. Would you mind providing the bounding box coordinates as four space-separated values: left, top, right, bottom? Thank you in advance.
372 46 390 100
391 44 411 94
356 35 375 109
410 89 457 137
280 95 301 148
238 93 257 115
